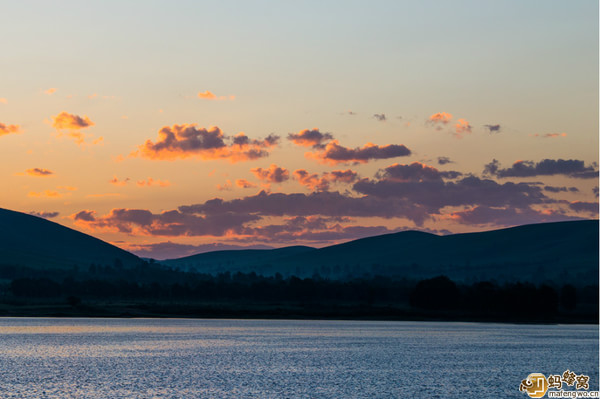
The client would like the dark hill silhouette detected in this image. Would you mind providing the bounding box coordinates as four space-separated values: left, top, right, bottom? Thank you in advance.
0 208 141 270
163 246 315 274
161 220 599 284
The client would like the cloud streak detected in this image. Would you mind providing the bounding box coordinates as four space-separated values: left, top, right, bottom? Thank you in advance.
197 91 235 101
532 133 567 139
306 140 411 165
25 168 54 177
29 211 60 219
137 178 171 187
72 208 260 237
484 159 598 179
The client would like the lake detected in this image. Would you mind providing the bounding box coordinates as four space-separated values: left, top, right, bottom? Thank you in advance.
0 318 597 398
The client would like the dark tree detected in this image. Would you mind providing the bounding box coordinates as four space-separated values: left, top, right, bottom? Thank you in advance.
409 275 460 310
560 284 577 311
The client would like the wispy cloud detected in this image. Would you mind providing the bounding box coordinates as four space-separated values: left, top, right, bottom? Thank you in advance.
44 88 57 95
28 190 63 198
236 179 257 189
57 186 77 191
447 206 580 226
428 112 453 126
29 211 60 219
531 133 567 139
110 176 130 186
85 193 123 198
484 124 501 133
25 168 54 177
454 118 472 138
197 90 235 101
136 178 170 187
0 122 21 136
306 140 411 165
437 156 453 165
483 158 598 179
216 180 232 191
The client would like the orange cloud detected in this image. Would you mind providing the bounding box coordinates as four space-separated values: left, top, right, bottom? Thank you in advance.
287 128 333 148
293 169 359 192
198 91 235 101
236 179 257 189
0 122 21 136
85 193 122 198
133 124 279 162
26 168 54 177
532 133 567 139
71 207 259 237
429 112 453 125
44 88 57 95
454 118 472 138
198 90 216 100
52 111 94 130
28 190 63 198
136 178 171 187
0 98 7 104
251 164 290 183
57 186 77 191
110 176 130 186
51 111 96 146
306 140 411 165
293 170 329 191
216 180 232 191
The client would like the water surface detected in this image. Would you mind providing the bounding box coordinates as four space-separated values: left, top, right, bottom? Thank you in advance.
0 318 597 398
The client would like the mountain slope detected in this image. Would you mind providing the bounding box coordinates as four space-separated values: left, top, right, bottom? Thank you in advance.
161 246 316 274
161 220 599 284
0 208 141 270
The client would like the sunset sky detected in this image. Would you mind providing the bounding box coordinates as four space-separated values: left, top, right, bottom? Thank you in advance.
1 1 598 259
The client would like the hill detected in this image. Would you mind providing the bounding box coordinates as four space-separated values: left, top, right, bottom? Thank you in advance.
161 220 599 284
0 208 142 270
161 246 315 274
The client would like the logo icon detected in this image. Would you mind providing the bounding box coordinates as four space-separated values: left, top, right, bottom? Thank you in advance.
520 373 548 398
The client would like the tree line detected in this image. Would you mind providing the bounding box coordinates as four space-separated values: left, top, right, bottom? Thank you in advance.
2 267 597 320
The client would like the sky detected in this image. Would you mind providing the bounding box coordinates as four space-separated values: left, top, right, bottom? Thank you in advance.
1 0 598 259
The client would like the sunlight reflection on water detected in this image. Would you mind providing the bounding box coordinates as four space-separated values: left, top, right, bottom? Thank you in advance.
0 318 597 398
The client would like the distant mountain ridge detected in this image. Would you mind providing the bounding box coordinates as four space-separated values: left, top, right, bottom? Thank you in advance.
0 208 141 270
0 207 597 285
161 220 599 284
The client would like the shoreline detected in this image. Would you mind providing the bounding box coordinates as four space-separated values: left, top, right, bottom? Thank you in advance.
0 301 596 325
